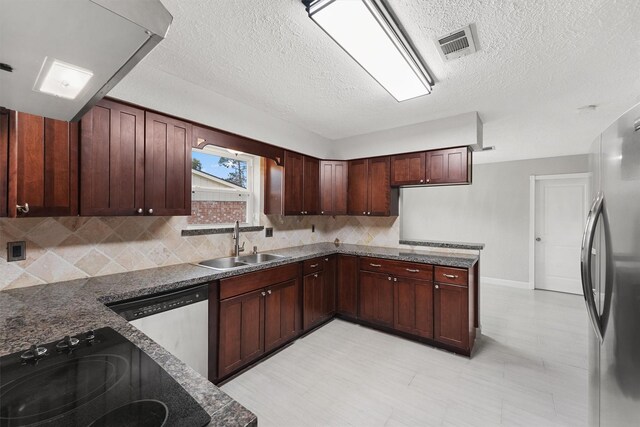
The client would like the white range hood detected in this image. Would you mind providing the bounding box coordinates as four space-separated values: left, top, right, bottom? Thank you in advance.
0 0 172 121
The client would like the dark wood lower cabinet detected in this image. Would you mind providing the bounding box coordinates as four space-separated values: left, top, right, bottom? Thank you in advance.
394 277 434 339
434 283 469 349
214 257 477 384
303 271 324 330
218 289 264 379
359 271 394 327
337 255 358 317
264 279 298 352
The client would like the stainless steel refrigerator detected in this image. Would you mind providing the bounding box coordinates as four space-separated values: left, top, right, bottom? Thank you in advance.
582 103 640 426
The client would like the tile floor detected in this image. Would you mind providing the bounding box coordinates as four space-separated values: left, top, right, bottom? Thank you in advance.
221 284 588 426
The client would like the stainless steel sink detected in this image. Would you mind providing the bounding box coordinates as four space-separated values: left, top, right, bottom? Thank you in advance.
237 253 287 264
198 257 248 271
197 253 287 271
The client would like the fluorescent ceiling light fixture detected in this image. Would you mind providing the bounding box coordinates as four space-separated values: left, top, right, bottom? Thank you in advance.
304 0 433 102
34 57 93 100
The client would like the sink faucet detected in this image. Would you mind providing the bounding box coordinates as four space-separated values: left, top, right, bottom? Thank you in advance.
233 221 245 257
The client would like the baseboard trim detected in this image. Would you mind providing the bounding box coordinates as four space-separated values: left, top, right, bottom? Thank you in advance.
481 276 533 290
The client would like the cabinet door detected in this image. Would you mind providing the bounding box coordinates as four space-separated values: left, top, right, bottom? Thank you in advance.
367 157 391 216
337 255 358 317
80 99 144 216
0 110 9 217
283 151 304 215
434 283 469 349
390 152 425 186
303 271 324 330
303 155 319 214
323 255 336 318
394 277 433 338
264 279 298 352
359 270 394 326
320 160 348 215
144 112 192 216
11 112 78 217
426 147 469 184
347 159 368 215
218 289 265 378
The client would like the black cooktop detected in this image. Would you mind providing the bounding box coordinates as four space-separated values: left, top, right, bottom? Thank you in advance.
0 327 211 427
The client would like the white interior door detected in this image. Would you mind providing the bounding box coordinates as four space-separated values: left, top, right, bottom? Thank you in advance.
534 176 588 294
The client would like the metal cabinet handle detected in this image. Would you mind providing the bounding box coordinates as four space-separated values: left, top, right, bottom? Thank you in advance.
393 277 397 282
442 273 458 279
314 273 318 278
406 268 420 273
261 291 266 297
324 258 329 262
148 208 154 214
310 263 318 268
367 211 371 215
388 276 392 281
362 211 366 215
137 208 143 214
581 191 605 343
267 290 272 295
426 178 430 183
435 284 439 289
369 263 382 267
16 203 29 214
420 179 424 183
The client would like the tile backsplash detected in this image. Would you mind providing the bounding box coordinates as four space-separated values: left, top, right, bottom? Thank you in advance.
0 214 399 290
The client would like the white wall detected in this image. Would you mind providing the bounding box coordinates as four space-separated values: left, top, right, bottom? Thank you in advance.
400 155 589 285
109 66 334 159
329 112 482 159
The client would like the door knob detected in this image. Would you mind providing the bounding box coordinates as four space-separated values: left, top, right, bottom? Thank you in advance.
137 208 143 214
535 237 541 242
148 208 154 214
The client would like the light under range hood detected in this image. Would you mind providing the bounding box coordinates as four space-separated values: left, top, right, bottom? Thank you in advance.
0 0 172 122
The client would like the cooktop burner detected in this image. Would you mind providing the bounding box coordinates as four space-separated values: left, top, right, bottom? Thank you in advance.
0 327 210 427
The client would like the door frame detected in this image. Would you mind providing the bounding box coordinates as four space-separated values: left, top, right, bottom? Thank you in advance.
528 173 591 291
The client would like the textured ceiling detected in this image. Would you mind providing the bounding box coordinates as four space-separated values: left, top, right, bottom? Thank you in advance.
114 0 640 163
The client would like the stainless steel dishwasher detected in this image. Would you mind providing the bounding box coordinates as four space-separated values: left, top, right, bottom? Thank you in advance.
109 284 209 378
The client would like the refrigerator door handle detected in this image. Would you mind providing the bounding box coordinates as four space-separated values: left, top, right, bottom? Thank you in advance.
581 191 605 343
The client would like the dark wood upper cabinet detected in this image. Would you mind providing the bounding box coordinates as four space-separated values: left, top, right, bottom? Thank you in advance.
347 158 368 215
391 147 471 186
264 150 319 215
80 100 192 216
319 160 348 215
426 146 471 185
0 110 9 217
390 152 426 186
347 157 398 216
337 254 358 318
144 112 192 216
8 112 78 217
80 99 145 216
283 151 304 215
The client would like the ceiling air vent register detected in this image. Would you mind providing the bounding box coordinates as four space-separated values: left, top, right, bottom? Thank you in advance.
436 25 477 62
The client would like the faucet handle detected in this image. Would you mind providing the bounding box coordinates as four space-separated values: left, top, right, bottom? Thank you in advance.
239 241 245 252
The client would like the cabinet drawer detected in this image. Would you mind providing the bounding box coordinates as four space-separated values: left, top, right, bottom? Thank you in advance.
303 257 324 275
359 257 433 281
220 263 299 299
434 266 468 286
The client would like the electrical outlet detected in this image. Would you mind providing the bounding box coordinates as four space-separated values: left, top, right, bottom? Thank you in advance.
265 227 273 237
312 224 315 232
7 241 26 262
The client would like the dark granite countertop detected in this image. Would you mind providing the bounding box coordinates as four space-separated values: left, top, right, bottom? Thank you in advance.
0 242 479 426
399 239 485 250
